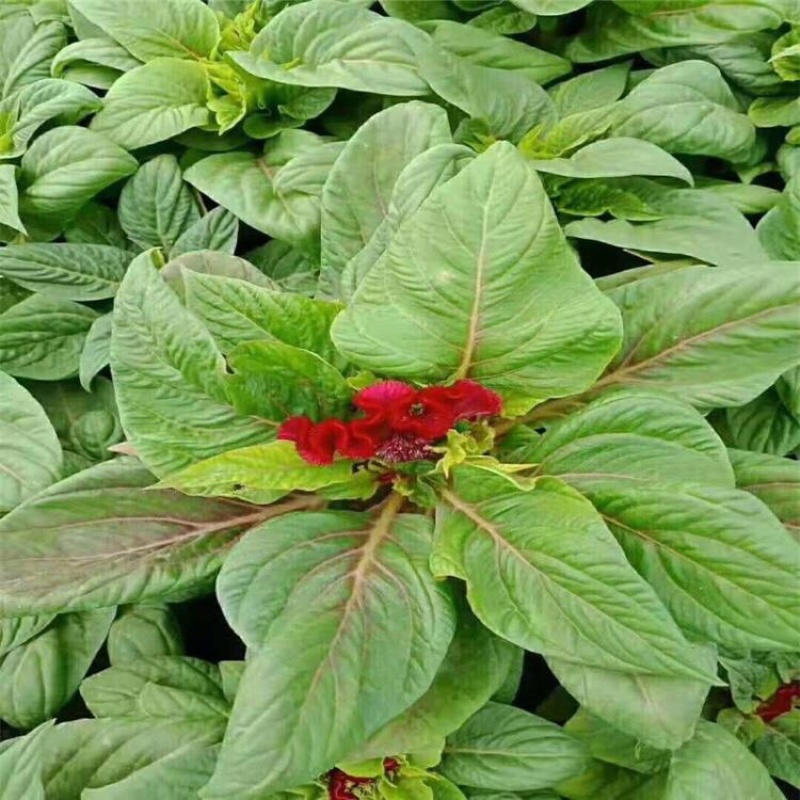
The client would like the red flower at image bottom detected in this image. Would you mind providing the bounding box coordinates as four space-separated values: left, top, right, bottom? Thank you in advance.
327 759 400 800
278 380 502 465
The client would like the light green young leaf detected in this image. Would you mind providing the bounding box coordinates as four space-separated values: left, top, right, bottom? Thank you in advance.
79 312 112 391
333 142 622 410
171 207 239 258
0 164 24 234
749 95 800 128
0 243 130 300
597 264 800 409
0 458 285 616
118 154 201 251
438 703 590 791
612 61 757 163
51 37 142 89
111 252 272 477
771 24 800 81
0 294 97 380
320 101 452 288
207 509 455 797
107 604 184 665
185 133 345 256
0 17 65 97
510 0 591 11
17 126 137 229
230 0 430 96
67 0 221 61
0 721 53 800
758 177 800 259
435 467 717 681
730 448 800 540
0 371 61 514
528 138 693 183
548 62 630 117
90 58 211 150
0 608 114 729
725 387 800 456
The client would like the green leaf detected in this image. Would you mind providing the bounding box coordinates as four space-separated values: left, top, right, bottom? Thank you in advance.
17 126 137 229
0 608 114 729
225 340 351 421
162 251 276 296
183 271 342 364
611 61 756 163
510 0 591 11
0 294 97 380
350 595 518 759
0 164 24 234
81 655 227 719
111 251 272 477
548 62 631 117
332 142 622 410
438 703 590 791
79 312 113 391
0 371 61 513
320 101 452 290
0 243 130 301
725 387 800 456
64 201 131 250
778 365 800 420
90 58 212 150
230 0 430 96
567 1 789 63
758 177 800 260
0 78 100 161
436 467 716 681
0 721 53 800
184 132 345 256
40 718 225 798
107 604 184 665
693 177 781 215
597 264 800 409
206 507 455 797
0 17 65 97
159 440 356 502
749 95 800 128
469 4 537 34
729 448 800 541
753 712 800 789
118 154 201 251
528 138 693 183
0 614 55 658
421 20 571 84
244 238 318 295
0 458 288 615
171 207 239 258
51 37 142 89
67 0 221 61
771 25 800 81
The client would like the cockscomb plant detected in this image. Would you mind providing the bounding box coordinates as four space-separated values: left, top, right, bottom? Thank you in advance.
1 0 800 798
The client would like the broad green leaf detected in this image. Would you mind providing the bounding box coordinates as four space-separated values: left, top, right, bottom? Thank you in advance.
244 238 317 295
118 154 201 251
510 0 591 11
0 458 292 615
0 371 61 513
159 440 355 502
612 61 757 163
0 294 97 380
0 17 65 97
778 365 800 420
64 202 131 250
40 718 225 799
469 4 537 34
162 251 276 296
67 0 221 61
107 604 184 664
90 58 211 149
225 340 351 421
565 187 768 265
749 95 800 127
435 467 716 681
729 448 800 540
51 37 142 89
111 252 272 477
81 655 227 719
207 508 455 797
528 138 693 183
332 142 622 410
0 608 114 729
171 207 239 257
548 62 631 117
381 0 460 21
758 177 800 260
0 78 100 161
79 312 112 391
0 164 24 234
438 703 590 791
17 126 137 229
725 388 800 456
693 177 781 215
183 271 341 363
0 721 53 800
230 0 430 96
597 264 800 409
518 105 618 160
320 101 451 288
0 243 130 300
567 1 788 63
0 614 55 658
185 133 345 256
753 712 800 789
350 595 518 759
421 20 570 84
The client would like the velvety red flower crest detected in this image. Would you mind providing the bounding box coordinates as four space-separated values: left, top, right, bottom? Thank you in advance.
756 681 800 723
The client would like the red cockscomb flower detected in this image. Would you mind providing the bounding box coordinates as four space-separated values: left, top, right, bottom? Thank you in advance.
326 759 401 800
278 416 349 465
756 681 800 723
